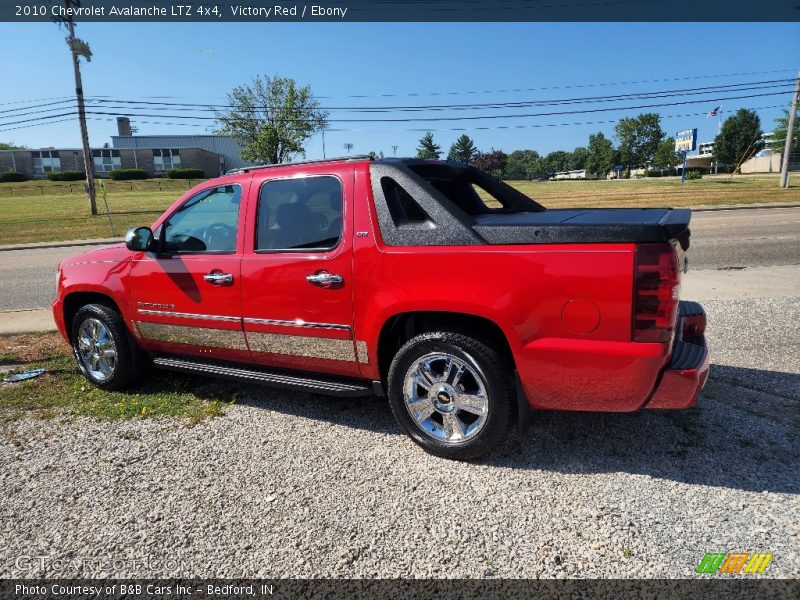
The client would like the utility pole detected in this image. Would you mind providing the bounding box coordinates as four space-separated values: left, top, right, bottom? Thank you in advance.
64 3 97 215
779 70 800 189
321 129 326 159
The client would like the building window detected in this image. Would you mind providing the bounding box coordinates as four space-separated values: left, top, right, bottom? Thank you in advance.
92 149 122 173
32 151 62 174
153 149 181 172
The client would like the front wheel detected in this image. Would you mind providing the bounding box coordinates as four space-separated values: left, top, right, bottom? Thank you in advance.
387 331 515 460
71 303 144 391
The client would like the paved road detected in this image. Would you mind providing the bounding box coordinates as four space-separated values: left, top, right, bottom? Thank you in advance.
0 206 798 311
689 206 800 270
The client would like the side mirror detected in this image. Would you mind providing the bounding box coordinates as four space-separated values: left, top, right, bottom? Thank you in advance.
125 226 155 252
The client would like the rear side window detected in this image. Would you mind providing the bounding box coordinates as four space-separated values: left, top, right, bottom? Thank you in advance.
380 177 432 226
256 176 342 252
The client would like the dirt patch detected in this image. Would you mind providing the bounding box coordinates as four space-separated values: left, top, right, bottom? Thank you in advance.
0 332 68 364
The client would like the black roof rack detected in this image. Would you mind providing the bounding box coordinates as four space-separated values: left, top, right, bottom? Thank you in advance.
226 155 373 175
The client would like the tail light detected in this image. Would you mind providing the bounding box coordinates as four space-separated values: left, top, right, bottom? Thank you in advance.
633 243 680 343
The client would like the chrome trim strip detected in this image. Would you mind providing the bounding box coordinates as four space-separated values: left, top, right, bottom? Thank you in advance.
247 332 356 362
356 341 369 364
243 317 351 331
138 309 241 323
136 321 247 351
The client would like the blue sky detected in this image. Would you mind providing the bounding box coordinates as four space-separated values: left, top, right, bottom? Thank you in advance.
1 22 798 158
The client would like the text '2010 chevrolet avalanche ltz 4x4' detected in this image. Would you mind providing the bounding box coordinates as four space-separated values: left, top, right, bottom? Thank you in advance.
53 156 709 459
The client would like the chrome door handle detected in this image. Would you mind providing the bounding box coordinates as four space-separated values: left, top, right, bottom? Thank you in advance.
306 272 343 288
203 272 233 285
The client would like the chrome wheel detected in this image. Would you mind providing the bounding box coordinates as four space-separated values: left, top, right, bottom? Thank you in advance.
403 352 489 444
76 318 117 382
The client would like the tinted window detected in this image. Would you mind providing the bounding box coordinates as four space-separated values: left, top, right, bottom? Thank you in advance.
256 176 342 251
163 185 240 253
380 177 431 226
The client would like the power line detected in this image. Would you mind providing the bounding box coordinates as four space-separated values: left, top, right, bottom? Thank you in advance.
3 80 779 127
1 67 796 112
80 79 794 113
118 67 799 100
66 90 792 125
1 103 787 135
0 99 77 115
4 78 791 119
2 88 791 130
75 104 787 134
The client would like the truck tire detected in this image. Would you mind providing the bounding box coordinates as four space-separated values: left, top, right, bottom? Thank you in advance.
387 330 515 460
70 303 145 391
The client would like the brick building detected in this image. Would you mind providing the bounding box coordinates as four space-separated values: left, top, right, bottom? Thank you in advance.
0 146 224 179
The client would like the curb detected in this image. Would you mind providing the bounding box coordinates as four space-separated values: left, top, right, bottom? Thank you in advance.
0 238 120 252
692 202 800 213
0 308 57 335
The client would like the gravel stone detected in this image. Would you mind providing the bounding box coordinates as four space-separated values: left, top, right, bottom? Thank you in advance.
0 295 797 578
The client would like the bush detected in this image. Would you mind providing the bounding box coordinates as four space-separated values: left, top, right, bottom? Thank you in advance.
685 170 703 180
109 168 147 181
167 168 205 179
45 170 85 181
0 171 29 182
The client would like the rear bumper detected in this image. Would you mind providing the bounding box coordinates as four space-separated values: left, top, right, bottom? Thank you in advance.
645 301 710 410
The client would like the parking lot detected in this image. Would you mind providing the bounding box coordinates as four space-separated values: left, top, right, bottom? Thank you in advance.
1 261 798 578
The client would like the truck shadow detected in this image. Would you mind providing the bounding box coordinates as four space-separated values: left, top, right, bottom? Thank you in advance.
239 363 798 494
488 364 799 494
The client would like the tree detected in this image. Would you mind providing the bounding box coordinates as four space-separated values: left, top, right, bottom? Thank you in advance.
652 137 680 171
447 134 477 164
770 108 800 154
714 108 763 167
614 113 665 169
215 74 328 165
472 149 507 177
0 142 26 150
567 147 589 171
585 132 617 177
506 150 544 179
543 150 571 174
416 132 442 159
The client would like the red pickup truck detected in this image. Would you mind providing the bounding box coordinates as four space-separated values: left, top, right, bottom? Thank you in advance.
53 157 709 459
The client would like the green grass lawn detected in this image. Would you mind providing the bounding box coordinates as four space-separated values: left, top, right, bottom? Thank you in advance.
0 332 232 428
0 175 798 245
0 179 204 245
509 174 800 209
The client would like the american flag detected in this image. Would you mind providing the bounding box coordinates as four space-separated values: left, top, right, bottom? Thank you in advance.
707 105 721 118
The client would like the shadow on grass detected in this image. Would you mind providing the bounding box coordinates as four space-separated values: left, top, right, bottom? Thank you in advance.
235 363 799 494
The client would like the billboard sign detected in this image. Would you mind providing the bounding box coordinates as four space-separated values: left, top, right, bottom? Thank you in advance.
675 128 698 153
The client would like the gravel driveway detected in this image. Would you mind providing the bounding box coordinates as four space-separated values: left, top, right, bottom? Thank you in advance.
1 296 798 579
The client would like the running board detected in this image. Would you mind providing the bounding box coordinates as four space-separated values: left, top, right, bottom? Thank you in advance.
152 356 380 398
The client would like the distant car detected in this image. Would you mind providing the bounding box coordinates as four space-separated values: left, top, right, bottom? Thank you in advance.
53 157 708 460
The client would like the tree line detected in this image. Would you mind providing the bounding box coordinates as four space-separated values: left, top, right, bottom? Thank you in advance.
415 108 781 178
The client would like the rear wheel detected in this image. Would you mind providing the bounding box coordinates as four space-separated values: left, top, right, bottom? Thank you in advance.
71 303 145 391
387 331 515 460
